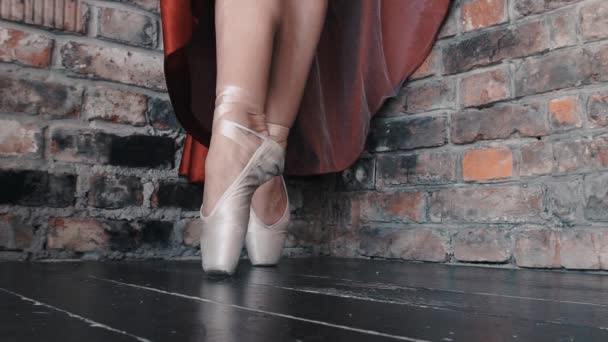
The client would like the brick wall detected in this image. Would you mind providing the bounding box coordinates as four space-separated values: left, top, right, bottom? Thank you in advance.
0 0 319 260
329 0 608 270
2 0 607 271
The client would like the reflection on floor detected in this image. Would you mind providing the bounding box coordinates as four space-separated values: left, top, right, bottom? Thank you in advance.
1 257 608 341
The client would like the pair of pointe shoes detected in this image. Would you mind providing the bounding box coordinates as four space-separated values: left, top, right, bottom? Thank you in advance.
199 85 290 275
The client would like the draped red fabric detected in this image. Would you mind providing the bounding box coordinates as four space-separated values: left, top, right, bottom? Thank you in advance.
160 0 451 183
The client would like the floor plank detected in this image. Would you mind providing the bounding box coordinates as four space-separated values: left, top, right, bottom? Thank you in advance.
1 258 608 342
0 290 138 342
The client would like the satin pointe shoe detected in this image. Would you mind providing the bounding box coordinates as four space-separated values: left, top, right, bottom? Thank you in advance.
245 123 290 266
199 86 286 275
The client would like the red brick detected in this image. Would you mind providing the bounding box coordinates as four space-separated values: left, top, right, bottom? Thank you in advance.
454 228 511 262
437 8 458 39
405 79 455 113
47 218 109 252
461 0 507 32
443 20 548 75
587 92 608 128
519 140 554 176
451 103 548 144
359 228 447 262
410 48 438 80
83 87 147 126
515 229 561 268
0 0 89 34
580 1 608 42
0 77 82 117
60 41 165 90
355 191 426 223
0 119 41 157
463 146 513 181
549 96 582 131
429 185 543 223
376 151 457 188
183 219 201 247
97 7 158 48
0 27 53 67
460 67 510 107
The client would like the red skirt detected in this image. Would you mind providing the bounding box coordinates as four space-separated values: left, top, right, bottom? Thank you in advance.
160 0 451 183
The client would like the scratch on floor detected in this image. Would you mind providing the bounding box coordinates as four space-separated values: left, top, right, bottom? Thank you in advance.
0 287 151 342
89 275 431 342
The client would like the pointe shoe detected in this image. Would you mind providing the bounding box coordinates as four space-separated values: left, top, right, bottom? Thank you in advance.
245 175 290 266
245 123 290 266
199 86 285 275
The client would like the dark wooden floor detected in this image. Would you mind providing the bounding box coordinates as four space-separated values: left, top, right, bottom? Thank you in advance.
1 258 608 342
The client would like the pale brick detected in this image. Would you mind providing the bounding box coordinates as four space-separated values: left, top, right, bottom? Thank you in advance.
47 218 108 252
0 27 53 67
83 87 147 126
0 120 41 157
515 229 561 268
587 92 608 128
584 172 608 221
60 41 165 90
359 228 447 262
429 185 543 223
520 140 554 176
97 7 157 48
454 228 511 262
183 219 201 247
580 1 608 42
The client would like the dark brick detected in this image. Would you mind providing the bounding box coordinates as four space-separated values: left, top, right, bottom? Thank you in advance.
587 92 608 127
514 49 590 97
367 115 447 152
584 44 608 84
152 181 202 210
0 215 34 250
443 20 548 75
376 151 457 188
0 170 76 207
337 157 375 191
104 220 141 252
147 98 181 131
545 178 585 224
0 119 42 157
352 191 426 223
0 77 82 117
50 128 112 164
108 135 175 168
51 127 175 168
97 7 157 47
88 174 143 209
584 172 608 221
140 221 173 248
404 79 455 113
451 103 548 144
513 0 581 18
